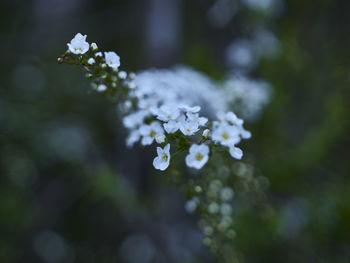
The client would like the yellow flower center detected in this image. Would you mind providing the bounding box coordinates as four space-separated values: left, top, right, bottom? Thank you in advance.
195 153 203 161
149 130 156 137
161 153 168 162
222 132 229 140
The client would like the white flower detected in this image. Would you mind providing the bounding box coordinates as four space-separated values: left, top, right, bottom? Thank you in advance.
155 134 166 144
97 84 107 92
202 129 210 138
91 42 98 50
180 120 199 136
123 110 149 129
229 145 243 159
126 130 140 148
212 122 240 146
118 71 127 79
220 187 234 201
178 104 201 113
225 112 251 139
163 115 185 134
67 33 89 54
185 144 209 169
186 112 208 126
104 51 120 69
87 58 95 65
95 52 103 57
156 104 180 122
153 143 170 171
139 121 164 145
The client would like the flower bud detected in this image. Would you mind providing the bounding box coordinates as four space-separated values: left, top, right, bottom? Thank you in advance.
87 58 95 65
97 84 107 92
91 42 98 51
202 129 210 138
118 71 127 79
155 134 166 144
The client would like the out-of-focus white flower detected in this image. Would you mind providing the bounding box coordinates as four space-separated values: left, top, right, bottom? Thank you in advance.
222 76 272 121
126 130 140 148
220 203 232 216
202 129 211 138
186 112 208 127
95 52 103 57
123 110 149 129
155 134 166 144
220 187 234 201
185 197 199 214
139 121 164 145
180 120 199 136
153 143 170 171
67 33 89 54
163 115 185 134
212 122 240 146
87 58 95 65
178 104 201 113
185 144 209 169
97 84 107 92
118 71 127 79
217 111 251 139
156 104 180 122
229 145 243 159
91 42 98 50
104 51 120 69
208 202 220 214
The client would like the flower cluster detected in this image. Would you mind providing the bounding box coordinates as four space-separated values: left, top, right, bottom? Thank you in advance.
60 33 251 172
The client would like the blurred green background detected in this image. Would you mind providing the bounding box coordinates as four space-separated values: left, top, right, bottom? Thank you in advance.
1 0 350 262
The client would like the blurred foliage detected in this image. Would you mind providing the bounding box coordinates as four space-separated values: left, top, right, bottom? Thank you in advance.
0 0 350 262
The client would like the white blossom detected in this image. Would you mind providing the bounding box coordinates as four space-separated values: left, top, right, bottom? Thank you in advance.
180 120 199 136
156 104 180 122
153 143 170 171
126 130 140 148
186 112 208 127
185 144 209 169
95 52 103 57
212 122 240 146
122 110 149 129
104 51 120 69
163 115 185 134
139 121 164 145
178 104 201 113
67 33 89 54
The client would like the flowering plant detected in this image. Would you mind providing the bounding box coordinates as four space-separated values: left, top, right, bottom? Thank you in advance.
59 33 266 257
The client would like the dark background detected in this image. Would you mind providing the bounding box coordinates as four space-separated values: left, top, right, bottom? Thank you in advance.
1 0 350 262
